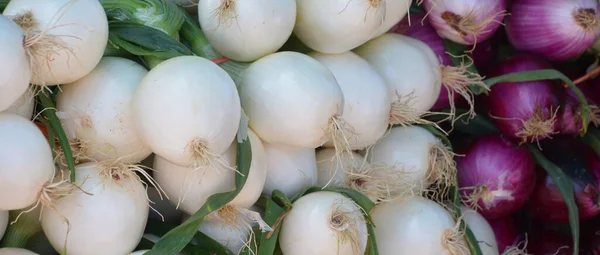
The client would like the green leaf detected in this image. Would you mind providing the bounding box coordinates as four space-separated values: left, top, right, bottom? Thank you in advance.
108 21 193 60
409 0 423 14
144 219 233 255
526 145 579 255
0 0 8 12
100 0 185 39
483 69 589 135
38 91 76 182
146 137 253 254
256 198 288 255
443 40 487 95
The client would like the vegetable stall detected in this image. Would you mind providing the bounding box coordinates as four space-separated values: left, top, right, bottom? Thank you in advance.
0 0 599 254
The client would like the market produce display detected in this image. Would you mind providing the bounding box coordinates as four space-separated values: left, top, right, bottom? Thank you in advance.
1 0 600 254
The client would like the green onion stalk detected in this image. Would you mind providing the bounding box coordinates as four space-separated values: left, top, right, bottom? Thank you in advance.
0 208 43 248
100 0 250 84
0 0 8 12
99 0 186 68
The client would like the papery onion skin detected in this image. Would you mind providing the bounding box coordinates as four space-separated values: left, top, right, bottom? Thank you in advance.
506 0 600 61
487 216 520 254
485 54 560 143
456 134 536 219
527 147 600 223
422 0 507 45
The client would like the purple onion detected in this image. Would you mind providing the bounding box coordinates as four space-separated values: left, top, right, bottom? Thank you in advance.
456 134 536 219
422 0 507 45
527 146 600 223
487 216 520 254
486 54 560 143
506 0 600 61
390 12 488 113
558 81 599 134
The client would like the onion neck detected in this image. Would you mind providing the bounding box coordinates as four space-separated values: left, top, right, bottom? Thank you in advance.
574 8 599 32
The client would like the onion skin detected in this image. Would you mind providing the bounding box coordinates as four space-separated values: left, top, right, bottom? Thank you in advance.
487 216 520 254
527 148 600 223
456 134 536 219
422 0 506 45
506 0 600 61
485 54 560 143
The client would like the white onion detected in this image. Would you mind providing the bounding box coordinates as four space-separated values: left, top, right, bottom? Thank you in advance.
41 162 148 255
368 125 455 196
373 0 413 37
0 15 31 112
3 0 108 85
154 130 267 215
372 196 467 255
309 51 391 150
0 248 38 255
293 0 386 54
0 210 8 240
2 87 35 120
198 214 253 254
197 0 296 62
132 56 241 167
460 205 499 255
354 33 442 125
0 113 54 210
279 191 368 255
261 142 317 198
240 51 349 150
57 57 151 163
316 148 409 202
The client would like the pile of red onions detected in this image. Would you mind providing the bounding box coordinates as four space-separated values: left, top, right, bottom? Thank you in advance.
456 134 536 219
506 0 600 61
421 0 507 45
485 54 560 143
390 12 493 112
527 145 600 223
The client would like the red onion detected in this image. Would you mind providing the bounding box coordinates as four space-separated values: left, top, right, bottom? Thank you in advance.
527 147 600 223
456 134 536 219
390 12 488 119
506 0 600 61
421 0 507 45
486 54 560 144
487 216 520 254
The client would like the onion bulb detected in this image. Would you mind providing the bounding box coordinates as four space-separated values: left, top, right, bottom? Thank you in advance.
57 57 151 164
456 134 536 219
41 162 149 255
293 0 386 54
368 125 456 197
0 248 38 255
262 142 317 198
459 205 499 255
309 51 391 150
371 196 467 255
354 33 442 126
0 15 31 112
422 0 507 45
0 113 54 210
132 56 241 168
240 51 352 153
506 0 600 61
3 0 108 85
316 148 410 202
372 0 412 38
2 87 35 120
198 213 255 254
197 0 296 62
154 130 267 215
279 191 368 255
